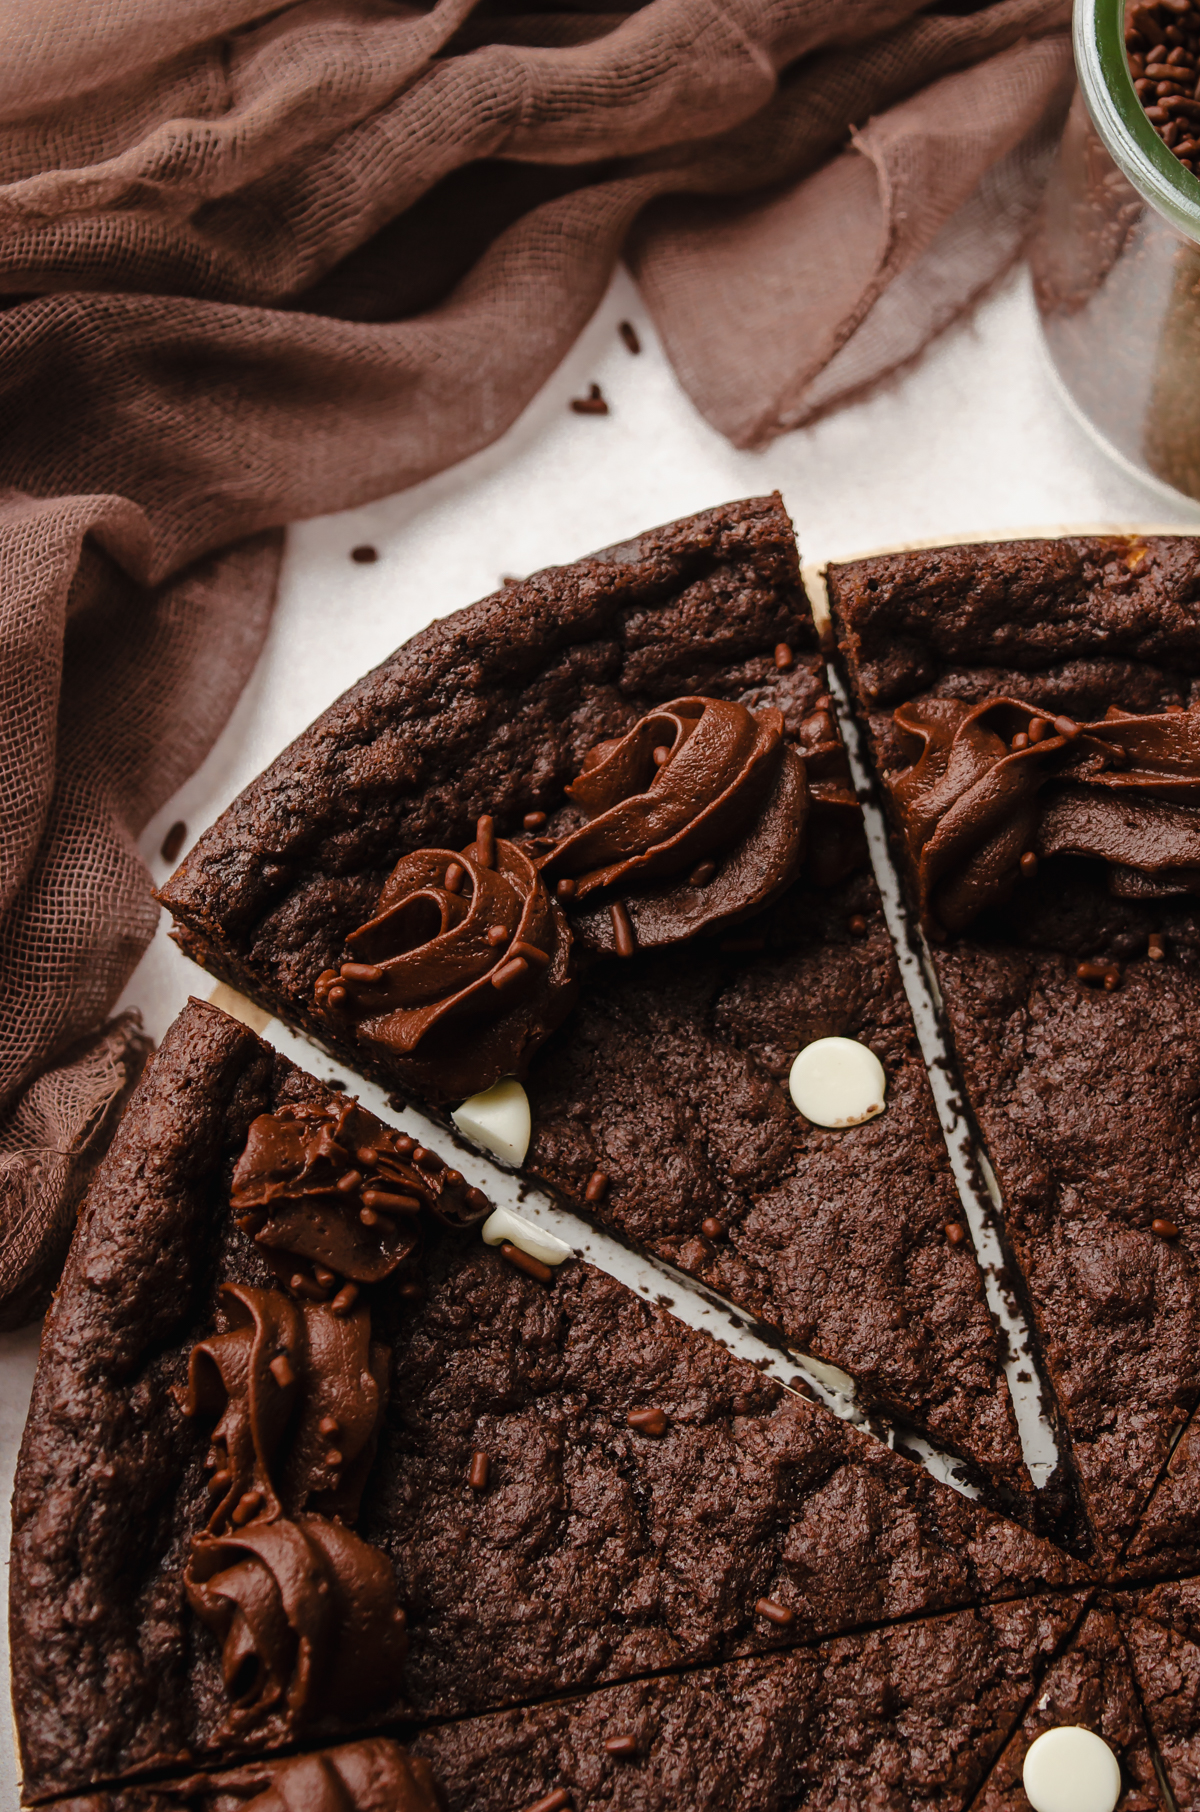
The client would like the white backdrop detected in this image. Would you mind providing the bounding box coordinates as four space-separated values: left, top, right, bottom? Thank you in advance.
2 261 1197 1810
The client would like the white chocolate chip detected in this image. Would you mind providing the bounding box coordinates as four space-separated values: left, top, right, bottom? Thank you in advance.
799 1354 857 1399
207 983 272 1036
451 1078 531 1166
1022 1727 1121 1812
480 1207 571 1267
789 1037 886 1128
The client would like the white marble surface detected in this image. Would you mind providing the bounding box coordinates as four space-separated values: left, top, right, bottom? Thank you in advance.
4 260 1200 1809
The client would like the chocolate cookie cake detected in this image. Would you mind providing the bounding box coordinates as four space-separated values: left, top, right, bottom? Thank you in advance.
18 503 1200 1809
12 999 1084 1809
156 496 1026 1503
829 534 1200 1574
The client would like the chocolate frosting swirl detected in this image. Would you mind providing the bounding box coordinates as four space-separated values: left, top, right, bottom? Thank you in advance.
183 1285 300 1531
232 1099 491 1289
891 696 1200 931
183 1283 390 1528
225 1740 441 1812
315 830 575 1101
186 1515 407 1733
182 1100 433 1740
538 695 808 953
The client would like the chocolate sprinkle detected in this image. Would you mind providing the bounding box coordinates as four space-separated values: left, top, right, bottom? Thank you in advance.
618 320 641 354
701 1216 725 1240
604 1735 638 1757
500 1242 553 1285
626 1406 668 1437
755 1596 795 1626
159 820 187 864
610 900 636 958
584 1170 609 1203
350 545 378 564
341 962 382 984
1152 1217 1180 1238
468 1450 490 1490
570 383 608 416
330 1282 358 1316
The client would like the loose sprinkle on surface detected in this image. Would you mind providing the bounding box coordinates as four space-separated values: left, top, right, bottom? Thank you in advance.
160 820 187 863
570 383 609 415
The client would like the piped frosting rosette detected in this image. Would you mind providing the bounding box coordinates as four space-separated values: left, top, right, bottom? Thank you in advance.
892 696 1200 932
232 1098 491 1295
181 1282 391 1529
214 1739 441 1812
537 695 808 954
185 1514 407 1735
315 822 575 1101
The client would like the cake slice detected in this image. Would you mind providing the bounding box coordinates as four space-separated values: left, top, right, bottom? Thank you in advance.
1120 1580 1200 1811
32 1598 1090 1812
971 1602 1163 1810
12 998 1082 1804
829 533 1200 1570
156 495 1027 1503
408 1596 1088 1812
1120 1402 1200 1580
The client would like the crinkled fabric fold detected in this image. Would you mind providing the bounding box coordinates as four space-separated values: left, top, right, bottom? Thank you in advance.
0 0 1072 1316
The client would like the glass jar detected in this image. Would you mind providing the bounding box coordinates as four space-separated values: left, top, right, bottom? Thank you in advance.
1031 0 1200 501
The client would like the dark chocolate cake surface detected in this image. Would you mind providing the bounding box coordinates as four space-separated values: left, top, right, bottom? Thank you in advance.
1121 1579 1200 1810
409 1596 1087 1812
972 1602 1163 1810
11 998 1077 1806
156 496 1025 1499
9 1000 411 1802
41 1598 1091 1812
829 532 1200 1571
158 495 814 1045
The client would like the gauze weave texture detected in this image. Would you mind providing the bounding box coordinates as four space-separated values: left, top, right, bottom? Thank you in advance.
0 0 1073 1320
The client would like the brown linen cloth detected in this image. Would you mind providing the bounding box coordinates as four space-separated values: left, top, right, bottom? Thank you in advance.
0 0 1073 1321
